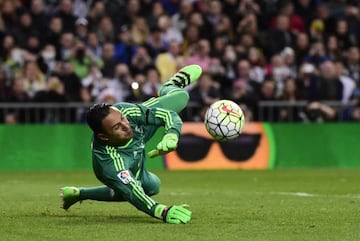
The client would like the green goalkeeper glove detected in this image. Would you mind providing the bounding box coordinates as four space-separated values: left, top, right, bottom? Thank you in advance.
148 133 178 158
154 204 192 224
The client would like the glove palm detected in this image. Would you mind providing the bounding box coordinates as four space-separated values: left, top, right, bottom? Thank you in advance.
148 133 178 158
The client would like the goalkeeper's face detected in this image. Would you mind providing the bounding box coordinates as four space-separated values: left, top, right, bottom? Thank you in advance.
99 107 133 146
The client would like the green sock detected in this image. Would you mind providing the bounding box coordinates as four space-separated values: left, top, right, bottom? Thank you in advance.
143 85 189 113
79 186 126 202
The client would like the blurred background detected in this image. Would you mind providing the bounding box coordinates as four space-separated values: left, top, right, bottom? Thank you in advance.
0 0 359 124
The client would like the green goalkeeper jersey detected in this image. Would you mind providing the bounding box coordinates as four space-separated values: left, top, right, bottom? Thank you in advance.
91 102 182 217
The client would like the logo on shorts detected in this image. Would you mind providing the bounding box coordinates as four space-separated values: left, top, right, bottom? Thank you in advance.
117 170 134 184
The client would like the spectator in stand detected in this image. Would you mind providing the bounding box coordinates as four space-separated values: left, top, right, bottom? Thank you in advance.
257 77 279 122
57 61 83 101
294 0 317 27
97 15 115 43
185 39 211 72
114 24 138 66
59 32 75 60
158 14 183 44
248 46 266 85
147 1 165 29
204 0 224 36
297 62 319 101
1 34 17 70
318 60 343 100
0 68 8 101
131 16 150 45
237 0 261 18
111 63 133 101
33 75 68 123
74 17 88 43
171 0 193 33
46 16 63 54
335 61 356 103
5 77 31 123
315 3 336 34
68 41 103 79
270 1 305 34
56 0 77 33
325 35 342 62
280 77 302 122
264 14 294 58
304 41 330 68
81 62 104 102
281 47 297 78
17 60 46 99
212 15 235 43
86 32 102 58
187 11 212 40
12 11 36 49
155 40 182 82
181 24 201 57
210 35 226 59
130 47 152 75
100 42 116 78
343 1 360 46
293 32 310 66
271 54 292 97
144 26 168 59
86 0 106 32
237 33 256 55
25 34 42 55
228 79 257 122
37 44 58 76
142 67 162 98
235 59 259 95
221 44 237 83
1 0 20 30
344 46 360 85
7 77 30 102
30 0 48 39
189 72 221 121
236 12 259 38
334 18 357 51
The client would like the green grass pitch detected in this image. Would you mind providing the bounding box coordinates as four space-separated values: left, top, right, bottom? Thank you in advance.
1 169 359 241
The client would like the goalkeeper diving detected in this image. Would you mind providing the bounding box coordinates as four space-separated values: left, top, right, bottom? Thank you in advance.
60 64 202 224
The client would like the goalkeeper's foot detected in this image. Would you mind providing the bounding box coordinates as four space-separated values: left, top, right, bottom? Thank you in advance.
162 64 202 89
60 186 80 210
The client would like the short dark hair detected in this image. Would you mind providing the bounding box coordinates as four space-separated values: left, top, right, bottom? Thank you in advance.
86 103 112 134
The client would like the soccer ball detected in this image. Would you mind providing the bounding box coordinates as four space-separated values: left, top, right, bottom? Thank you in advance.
204 100 245 141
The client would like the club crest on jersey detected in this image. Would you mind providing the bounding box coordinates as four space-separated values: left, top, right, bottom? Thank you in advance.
117 170 134 184
135 126 144 134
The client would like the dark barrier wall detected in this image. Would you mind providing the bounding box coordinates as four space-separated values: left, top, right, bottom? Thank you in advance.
0 124 359 170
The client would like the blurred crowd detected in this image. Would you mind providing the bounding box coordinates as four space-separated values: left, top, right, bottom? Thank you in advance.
0 0 359 123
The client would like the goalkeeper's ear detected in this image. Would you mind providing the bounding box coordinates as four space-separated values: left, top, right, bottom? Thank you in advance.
97 132 109 141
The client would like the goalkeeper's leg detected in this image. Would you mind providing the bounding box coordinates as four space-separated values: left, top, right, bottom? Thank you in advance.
142 64 202 113
60 185 127 210
60 174 160 210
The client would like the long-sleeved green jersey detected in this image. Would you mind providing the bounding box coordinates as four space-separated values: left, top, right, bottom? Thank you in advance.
91 102 182 217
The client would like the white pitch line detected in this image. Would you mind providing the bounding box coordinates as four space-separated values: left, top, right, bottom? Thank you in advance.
268 192 360 199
